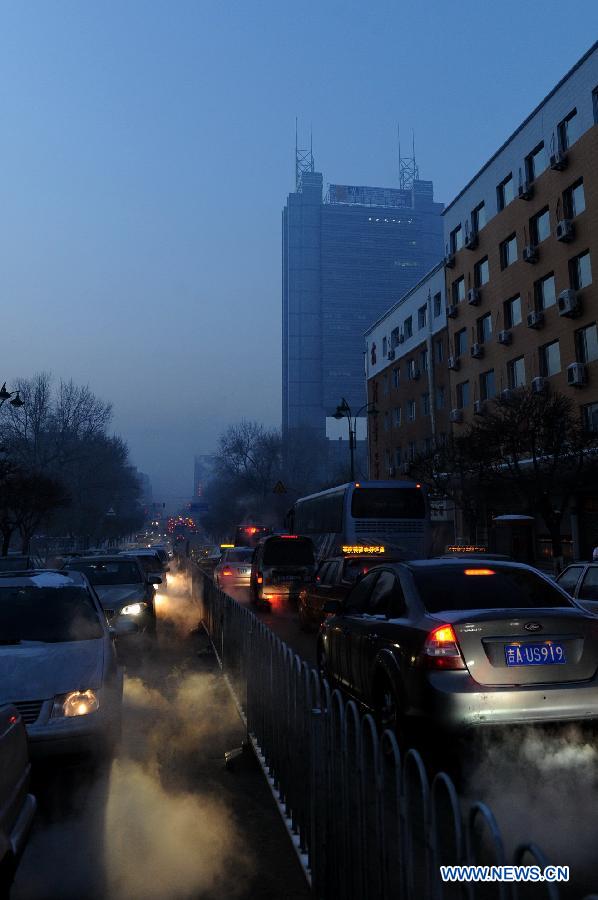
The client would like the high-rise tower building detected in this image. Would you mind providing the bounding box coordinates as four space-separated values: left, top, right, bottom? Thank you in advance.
282 155 444 451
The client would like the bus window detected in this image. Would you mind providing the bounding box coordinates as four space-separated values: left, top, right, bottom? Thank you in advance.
351 488 426 519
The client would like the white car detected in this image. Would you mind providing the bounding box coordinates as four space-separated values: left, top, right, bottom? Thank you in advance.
0 571 130 759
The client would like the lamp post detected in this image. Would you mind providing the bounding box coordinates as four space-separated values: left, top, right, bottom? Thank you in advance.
333 397 379 482
0 383 24 409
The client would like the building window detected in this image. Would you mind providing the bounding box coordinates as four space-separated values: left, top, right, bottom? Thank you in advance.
436 386 445 409
530 207 550 244
422 392 430 416
392 366 400 389
454 328 468 357
452 276 465 304
420 348 428 372
382 336 388 357
570 250 592 290
418 304 427 330
407 358 418 380
507 356 526 388
384 411 390 431
504 295 522 328
450 225 464 253
564 179 585 218
539 340 561 377
534 273 556 311
423 436 433 455
525 142 546 182
404 316 413 339
407 400 416 422
434 338 444 363
558 108 579 151
480 369 496 401
393 406 402 427
576 324 598 363
474 256 490 287
583 402 598 432
472 202 486 232
497 174 514 211
390 326 401 349
456 380 470 409
433 292 442 317
408 440 416 461
500 233 518 269
477 312 493 343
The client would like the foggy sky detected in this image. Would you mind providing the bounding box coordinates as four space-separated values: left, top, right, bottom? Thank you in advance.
2 1 597 499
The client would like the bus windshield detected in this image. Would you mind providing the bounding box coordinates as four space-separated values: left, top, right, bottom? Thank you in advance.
351 488 426 519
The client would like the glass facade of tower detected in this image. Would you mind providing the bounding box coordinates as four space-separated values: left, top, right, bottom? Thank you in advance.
282 172 443 439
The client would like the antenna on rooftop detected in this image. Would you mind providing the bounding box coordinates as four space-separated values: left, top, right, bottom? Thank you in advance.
398 123 419 191
295 117 315 191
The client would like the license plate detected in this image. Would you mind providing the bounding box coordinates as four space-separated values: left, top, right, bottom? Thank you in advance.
276 575 299 583
505 642 567 666
238 569 249 575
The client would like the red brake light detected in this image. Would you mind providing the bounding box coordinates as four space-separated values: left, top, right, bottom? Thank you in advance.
222 567 233 576
8 714 18 725
421 624 466 670
464 568 495 576
280 534 299 539
257 575 263 584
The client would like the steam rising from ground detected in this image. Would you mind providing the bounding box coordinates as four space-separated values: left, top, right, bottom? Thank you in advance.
102 572 252 898
465 725 598 876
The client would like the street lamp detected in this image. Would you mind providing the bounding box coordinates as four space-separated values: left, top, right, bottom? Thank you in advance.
0 383 24 408
334 397 379 482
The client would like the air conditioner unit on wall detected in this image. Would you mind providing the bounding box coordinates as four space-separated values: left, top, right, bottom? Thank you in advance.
518 181 533 200
500 388 515 403
556 219 574 243
473 400 486 416
523 245 539 264
447 304 459 319
449 409 463 424
471 342 484 359
526 310 544 330
465 231 478 250
467 288 481 306
532 376 549 394
445 252 456 269
498 330 512 346
567 362 587 387
448 355 461 371
387 349 396 360
550 149 568 171
558 290 581 318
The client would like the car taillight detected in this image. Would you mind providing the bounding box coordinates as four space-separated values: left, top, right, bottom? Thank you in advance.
420 624 466 670
222 567 233 576
257 574 263 584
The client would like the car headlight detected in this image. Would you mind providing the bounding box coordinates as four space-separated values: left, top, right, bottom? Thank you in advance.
121 602 147 616
52 690 100 718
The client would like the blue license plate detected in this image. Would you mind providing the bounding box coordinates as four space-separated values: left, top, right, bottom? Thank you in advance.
505 642 567 666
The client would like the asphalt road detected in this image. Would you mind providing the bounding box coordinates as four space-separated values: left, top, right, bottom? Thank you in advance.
224 585 318 668
11 575 310 900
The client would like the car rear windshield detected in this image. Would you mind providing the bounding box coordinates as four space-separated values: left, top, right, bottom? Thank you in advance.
226 549 254 563
412 565 575 612
351 488 426 520
68 561 142 585
263 539 314 567
127 555 158 574
0 586 103 643
344 559 378 582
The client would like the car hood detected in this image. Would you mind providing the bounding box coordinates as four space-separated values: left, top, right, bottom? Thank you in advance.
0 640 105 701
95 585 145 608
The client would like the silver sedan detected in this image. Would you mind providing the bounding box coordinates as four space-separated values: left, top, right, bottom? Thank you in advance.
214 548 254 590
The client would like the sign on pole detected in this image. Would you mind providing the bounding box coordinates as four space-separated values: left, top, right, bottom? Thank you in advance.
273 480 287 495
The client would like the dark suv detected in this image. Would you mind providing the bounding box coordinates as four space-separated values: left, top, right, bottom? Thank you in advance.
250 535 315 606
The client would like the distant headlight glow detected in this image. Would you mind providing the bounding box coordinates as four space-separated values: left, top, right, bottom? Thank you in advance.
121 602 146 616
52 689 100 718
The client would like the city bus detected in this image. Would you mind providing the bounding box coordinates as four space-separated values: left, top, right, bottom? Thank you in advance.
286 481 431 560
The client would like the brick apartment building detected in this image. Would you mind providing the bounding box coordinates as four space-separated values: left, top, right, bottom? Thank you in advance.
366 41 598 560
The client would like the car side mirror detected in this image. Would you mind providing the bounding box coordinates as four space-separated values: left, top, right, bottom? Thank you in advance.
323 599 343 615
149 575 162 585
109 619 139 637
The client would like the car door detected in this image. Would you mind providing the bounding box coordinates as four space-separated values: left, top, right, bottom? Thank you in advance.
556 565 585 597
348 570 406 698
328 572 380 691
576 566 598 614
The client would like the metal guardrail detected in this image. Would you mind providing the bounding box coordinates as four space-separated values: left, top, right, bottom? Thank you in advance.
191 566 590 900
